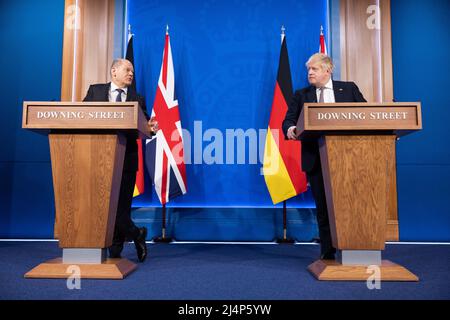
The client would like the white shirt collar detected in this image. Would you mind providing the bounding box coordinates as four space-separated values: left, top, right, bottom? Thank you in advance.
110 82 128 95
317 78 333 90
315 78 335 103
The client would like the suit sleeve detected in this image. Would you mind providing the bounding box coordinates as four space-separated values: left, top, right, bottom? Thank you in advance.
137 95 156 137
83 86 94 102
138 95 150 120
351 82 367 102
282 90 302 139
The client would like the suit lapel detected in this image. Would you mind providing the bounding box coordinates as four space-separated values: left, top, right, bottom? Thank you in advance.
333 81 346 102
305 86 317 103
102 83 110 101
126 87 137 102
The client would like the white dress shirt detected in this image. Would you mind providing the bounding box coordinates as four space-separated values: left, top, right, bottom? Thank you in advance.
288 78 336 136
109 82 128 102
316 78 335 103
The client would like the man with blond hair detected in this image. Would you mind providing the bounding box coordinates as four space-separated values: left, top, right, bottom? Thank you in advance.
282 53 366 260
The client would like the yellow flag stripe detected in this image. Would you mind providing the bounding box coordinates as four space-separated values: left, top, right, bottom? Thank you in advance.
263 128 297 204
133 184 141 197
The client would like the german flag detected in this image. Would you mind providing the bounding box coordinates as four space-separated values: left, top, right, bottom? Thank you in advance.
263 34 307 204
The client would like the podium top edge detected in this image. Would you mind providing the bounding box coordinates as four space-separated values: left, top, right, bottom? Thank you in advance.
304 102 421 107
23 101 139 106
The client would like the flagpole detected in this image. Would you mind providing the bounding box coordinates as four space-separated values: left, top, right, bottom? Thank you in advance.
155 24 173 244
151 24 186 243
276 25 295 244
276 200 295 244
153 204 173 243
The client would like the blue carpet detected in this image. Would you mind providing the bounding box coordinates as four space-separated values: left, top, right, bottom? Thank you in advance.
0 241 449 300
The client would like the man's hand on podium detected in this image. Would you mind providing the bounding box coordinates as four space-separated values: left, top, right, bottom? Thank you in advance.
287 126 297 140
148 116 159 135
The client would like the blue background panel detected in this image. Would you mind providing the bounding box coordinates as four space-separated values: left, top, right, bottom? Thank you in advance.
391 0 450 164
0 162 55 238
391 0 450 240
128 0 328 207
0 0 449 241
132 207 318 241
397 165 450 241
0 0 63 238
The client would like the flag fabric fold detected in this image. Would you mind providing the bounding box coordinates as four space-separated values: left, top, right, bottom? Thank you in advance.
125 32 145 197
145 30 187 205
263 35 307 204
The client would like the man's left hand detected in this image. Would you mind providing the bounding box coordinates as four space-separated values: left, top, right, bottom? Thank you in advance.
148 116 159 135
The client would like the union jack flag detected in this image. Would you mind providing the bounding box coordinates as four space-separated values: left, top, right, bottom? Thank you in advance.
145 28 187 205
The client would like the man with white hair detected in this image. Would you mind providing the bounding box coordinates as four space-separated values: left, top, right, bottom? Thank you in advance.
282 53 366 260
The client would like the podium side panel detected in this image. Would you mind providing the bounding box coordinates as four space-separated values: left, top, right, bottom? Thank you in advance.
50 133 125 248
320 135 394 250
387 145 399 241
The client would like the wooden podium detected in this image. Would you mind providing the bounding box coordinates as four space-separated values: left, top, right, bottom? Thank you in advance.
297 102 421 281
22 101 151 279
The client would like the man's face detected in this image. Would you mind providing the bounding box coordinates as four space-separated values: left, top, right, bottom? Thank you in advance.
307 62 331 88
111 60 134 88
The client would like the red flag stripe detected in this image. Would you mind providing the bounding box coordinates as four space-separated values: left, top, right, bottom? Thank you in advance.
269 83 305 194
135 139 145 194
161 151 168 205
162 34 169 88
152 87 187 182
320 34 326 54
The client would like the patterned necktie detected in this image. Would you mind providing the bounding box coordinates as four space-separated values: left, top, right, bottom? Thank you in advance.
318 87 325 103
116 88 124 102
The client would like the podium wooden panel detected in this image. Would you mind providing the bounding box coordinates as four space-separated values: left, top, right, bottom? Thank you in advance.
49 133 125 248
297 102 421 281
321 135 393 250
22 101 150 279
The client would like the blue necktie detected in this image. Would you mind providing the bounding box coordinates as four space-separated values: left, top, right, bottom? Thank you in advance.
116 89 124 102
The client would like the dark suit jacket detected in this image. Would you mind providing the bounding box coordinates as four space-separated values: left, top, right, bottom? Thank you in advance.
282 80 366 173
83 83 149 172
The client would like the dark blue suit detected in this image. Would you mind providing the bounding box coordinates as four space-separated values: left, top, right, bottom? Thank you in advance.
83 83 149 252
83 83 148 172
282 80 366 256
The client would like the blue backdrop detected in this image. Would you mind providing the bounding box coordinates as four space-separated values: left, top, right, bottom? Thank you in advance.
0 0 64 238
0 0 449 241
391 0 450 241
128 0 328 208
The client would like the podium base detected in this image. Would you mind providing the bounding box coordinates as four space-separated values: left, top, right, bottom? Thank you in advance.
308 259 418 281
24 258 137 279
